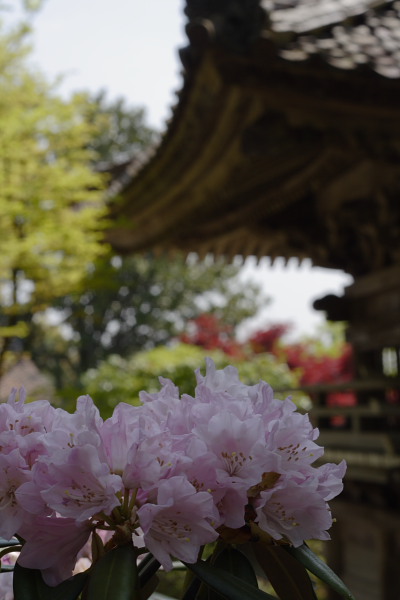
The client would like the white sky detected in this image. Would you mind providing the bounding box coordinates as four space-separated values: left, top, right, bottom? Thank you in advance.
5 0 353 340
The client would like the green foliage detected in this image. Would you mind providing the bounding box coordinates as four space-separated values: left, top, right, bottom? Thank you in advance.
86 90 156 166
30 253 265 392
0 21 108 372
285 545 355 600
81 343 301 418
0 17 264 386
80 345 226 417
252 544 317 600
13 563 88 600
183 541 353 600
234 353 301 396
186 559 277 600
9 540 353 600
86 545 139 600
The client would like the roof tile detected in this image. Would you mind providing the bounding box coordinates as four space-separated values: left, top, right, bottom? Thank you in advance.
270 1 400 78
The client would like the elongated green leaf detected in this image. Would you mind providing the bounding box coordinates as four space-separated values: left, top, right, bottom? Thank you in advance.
181 554 212 600
137 552 161 600
91 531 106 563
138 553 160 588
13 563 88 600
252 543 317 600
0 538 20 548
285 545 355 600
86 543 139 600
181 572 203 600
204 547 259 600
213 547 258 589
185 560 278 600
137 553 154 573
140 574 159 600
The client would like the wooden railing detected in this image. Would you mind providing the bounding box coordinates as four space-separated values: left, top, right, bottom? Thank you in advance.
276 378 400 483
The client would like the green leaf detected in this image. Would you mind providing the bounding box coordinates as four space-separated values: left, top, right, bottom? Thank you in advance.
285 544 355 600
137 554 161 600
0 538 20 548
139 574 159 600
185 560 278 600
181 571 202 600
13 563 88 600
204 546 259 600
252 543 317 600
86 543 139 600
137 553 160 588
213 547 258 589
181 552 215 600
91 531 105 563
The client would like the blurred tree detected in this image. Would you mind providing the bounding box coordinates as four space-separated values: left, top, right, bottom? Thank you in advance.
0 22 108 374
85 90 156 166
3 14 264 392
28 253 265 392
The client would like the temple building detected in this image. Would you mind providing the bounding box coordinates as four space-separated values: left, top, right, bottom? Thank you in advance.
107 2 400 598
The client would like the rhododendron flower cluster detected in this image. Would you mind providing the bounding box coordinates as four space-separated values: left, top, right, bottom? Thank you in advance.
0 359 345 587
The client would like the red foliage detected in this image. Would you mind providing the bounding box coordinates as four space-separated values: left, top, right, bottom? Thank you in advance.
180 316 356 408
282 342 356 410
248 323 356 410
179 314 244 358
249 324 291 354
283 343 354 386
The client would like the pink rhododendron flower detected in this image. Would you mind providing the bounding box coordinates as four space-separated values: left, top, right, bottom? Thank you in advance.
3 388 56 436
17 516 91 586
315 459 347 501
194 411 268 486
195 360 250 403
37 444 122 521
123 430 192 493
254 473 337 547
100 402 143 474
138 476 220 570
0 449 31 539
2 359 346 586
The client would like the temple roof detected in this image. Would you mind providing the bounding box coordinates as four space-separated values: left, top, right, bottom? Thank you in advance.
267 0 400 78
106 0 400 276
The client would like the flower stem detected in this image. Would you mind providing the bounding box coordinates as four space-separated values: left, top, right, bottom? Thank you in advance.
122 487 131 517
128 488 138 513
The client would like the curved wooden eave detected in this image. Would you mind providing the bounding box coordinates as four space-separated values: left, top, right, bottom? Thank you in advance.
218 37 400 124
107 50 324 255
106 41 400 271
